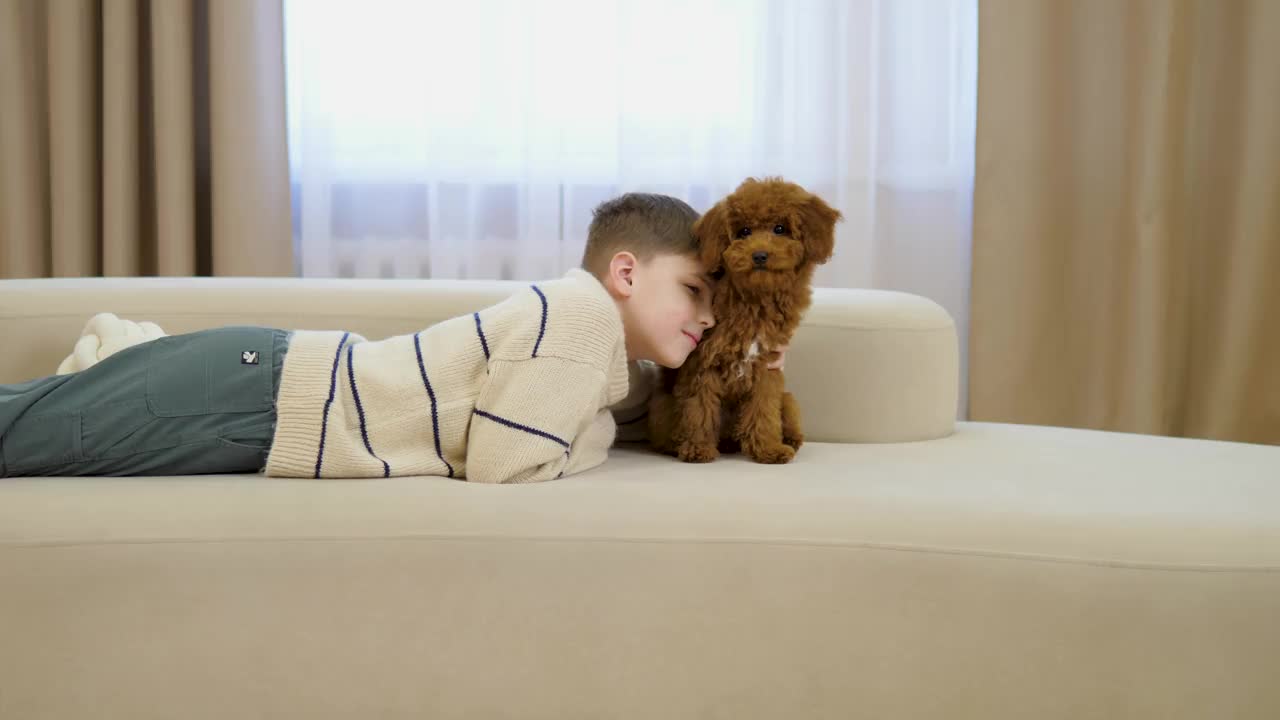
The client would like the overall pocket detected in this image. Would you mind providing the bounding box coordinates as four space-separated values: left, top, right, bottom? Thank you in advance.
146 327 277 417
1 411 82 474
80 398 169 459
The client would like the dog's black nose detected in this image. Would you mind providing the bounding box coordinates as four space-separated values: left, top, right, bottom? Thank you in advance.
752 251 769 266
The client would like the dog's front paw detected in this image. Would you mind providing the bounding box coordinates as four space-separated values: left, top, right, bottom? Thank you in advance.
782 431 804 451
676 442 720 464
745 443 796 464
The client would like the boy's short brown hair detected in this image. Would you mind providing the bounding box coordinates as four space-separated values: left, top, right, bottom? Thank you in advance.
581 193 700 280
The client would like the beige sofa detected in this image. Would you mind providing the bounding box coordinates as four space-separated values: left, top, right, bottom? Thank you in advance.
1 277 1277 720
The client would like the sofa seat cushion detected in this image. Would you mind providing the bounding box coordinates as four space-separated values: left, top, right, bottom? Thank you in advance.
2 422 1277 719
3 422 1276 570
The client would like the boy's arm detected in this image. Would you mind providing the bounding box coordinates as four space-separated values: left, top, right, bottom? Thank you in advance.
609 349 787 444
612 407 650 443
466 356 615 483
558 408 617 476
610 360 660 443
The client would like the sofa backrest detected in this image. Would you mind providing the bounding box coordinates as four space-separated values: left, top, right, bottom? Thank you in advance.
0 277 958 443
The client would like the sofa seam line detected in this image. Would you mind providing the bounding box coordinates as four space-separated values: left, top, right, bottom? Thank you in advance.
3 534 1277 574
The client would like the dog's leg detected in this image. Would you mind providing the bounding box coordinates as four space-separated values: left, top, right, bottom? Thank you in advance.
735 368 795 464
780 391 804 450
673 372 724 464
717 402 741 454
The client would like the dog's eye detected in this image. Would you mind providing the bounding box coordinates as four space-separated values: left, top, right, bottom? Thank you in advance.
737 227 752 239
773 224 788 235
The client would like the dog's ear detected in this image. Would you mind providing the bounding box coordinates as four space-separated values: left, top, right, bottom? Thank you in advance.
796 193 842 265
693 199 732 273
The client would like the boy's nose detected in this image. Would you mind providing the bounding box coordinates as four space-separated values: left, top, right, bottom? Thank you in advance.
752 251 769 266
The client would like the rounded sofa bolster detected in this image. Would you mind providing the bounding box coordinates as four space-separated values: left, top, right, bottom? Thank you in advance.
790 288 958 443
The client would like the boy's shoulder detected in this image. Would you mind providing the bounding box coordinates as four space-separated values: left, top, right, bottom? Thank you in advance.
486 269 624 368
532 269 621 329
537 268 612 302
486 269 614 319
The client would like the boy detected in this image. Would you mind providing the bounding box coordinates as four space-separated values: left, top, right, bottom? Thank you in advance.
0 194 718 483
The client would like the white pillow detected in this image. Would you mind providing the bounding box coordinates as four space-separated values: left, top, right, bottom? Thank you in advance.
56 312 168 375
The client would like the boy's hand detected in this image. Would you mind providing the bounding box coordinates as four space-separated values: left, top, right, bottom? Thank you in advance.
766 344 789 371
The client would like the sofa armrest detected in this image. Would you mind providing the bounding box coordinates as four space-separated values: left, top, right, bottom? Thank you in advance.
0 278 957 443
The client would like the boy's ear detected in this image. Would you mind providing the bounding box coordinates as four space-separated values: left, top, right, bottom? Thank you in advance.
605 251 639 297
693 199 732 273
795 192 842 265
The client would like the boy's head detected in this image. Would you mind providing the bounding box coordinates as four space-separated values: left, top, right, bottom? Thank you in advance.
582 193 715 368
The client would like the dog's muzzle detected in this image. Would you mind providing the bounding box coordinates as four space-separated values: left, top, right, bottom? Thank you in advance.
752 251 769 268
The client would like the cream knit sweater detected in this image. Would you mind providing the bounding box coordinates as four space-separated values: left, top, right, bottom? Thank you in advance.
265 269 631 483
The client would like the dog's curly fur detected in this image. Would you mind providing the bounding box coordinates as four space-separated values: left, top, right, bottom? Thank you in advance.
648 177 841 464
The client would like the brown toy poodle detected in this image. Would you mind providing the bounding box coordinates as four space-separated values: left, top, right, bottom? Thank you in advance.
648 177 842 464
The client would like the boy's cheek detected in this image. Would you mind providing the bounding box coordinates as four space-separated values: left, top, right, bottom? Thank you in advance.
660 307 686 328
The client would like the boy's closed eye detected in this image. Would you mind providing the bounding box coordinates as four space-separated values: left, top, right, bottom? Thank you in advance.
687 273 716 296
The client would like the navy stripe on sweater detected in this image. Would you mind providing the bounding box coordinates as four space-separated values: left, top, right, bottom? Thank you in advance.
347 343 391 478
413 332 455 478
313 332 350 479
473 409 569 449
473 312 490 360
531 285 548 358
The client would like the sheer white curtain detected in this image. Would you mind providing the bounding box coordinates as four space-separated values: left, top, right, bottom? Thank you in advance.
285 0 976 406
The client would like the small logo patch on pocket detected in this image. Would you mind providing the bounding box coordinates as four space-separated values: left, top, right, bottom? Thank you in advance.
241 350 260 365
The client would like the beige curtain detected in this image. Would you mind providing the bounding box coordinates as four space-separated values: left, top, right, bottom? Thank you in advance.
971 0 1280 445
0 0 293 278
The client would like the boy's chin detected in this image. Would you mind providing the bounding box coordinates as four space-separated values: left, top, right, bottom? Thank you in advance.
652 349 690 369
